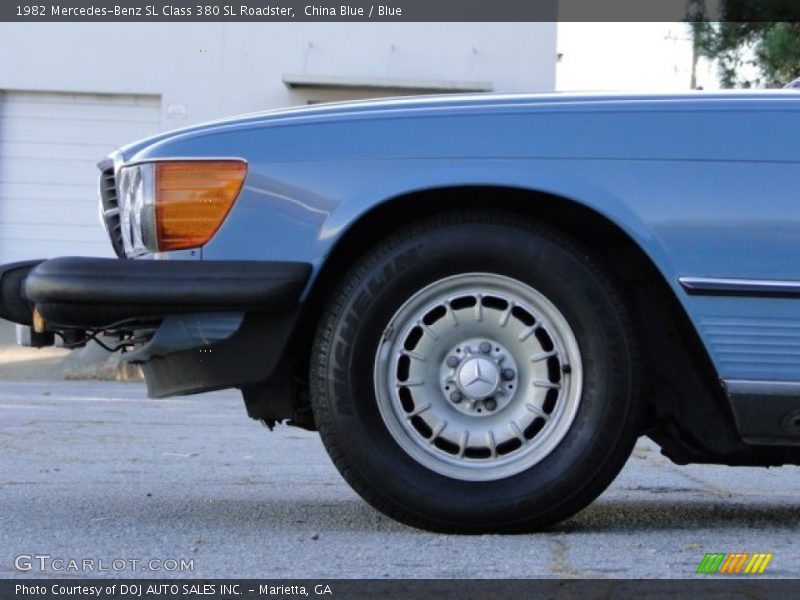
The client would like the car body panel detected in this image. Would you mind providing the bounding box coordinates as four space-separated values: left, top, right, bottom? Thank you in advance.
118 91 800 384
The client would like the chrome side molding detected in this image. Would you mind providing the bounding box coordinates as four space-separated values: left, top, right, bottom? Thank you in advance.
679 277 800 298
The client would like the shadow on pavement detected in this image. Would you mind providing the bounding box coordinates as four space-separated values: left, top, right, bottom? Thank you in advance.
559 498 800 533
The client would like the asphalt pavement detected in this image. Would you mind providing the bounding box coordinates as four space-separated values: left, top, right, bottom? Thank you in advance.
1 380 799 579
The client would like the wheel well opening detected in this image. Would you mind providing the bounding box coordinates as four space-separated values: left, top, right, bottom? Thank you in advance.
309 185 646 310
290 185 743 462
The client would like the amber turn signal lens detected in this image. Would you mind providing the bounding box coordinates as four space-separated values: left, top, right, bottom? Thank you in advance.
154 160 247 251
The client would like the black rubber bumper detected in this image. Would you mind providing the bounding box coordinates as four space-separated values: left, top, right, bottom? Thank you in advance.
13 257 311 328
0 260 45 325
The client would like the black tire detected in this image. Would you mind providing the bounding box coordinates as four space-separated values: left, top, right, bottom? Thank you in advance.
310 212 640 533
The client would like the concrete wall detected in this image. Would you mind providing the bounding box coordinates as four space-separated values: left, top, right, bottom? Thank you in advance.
0 22 557 129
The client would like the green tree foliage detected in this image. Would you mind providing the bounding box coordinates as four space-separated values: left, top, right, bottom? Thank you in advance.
689 1 800 88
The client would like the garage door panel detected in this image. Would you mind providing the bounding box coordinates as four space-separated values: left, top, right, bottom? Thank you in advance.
0 181 98 203
2 101 162 123
0 153 103 165
0 144 115 162
0 237 110 259
1 161 102 186
2 122 158 146
0 222 107 242
0 90 161 262
5 90 160 105
1 198 101 226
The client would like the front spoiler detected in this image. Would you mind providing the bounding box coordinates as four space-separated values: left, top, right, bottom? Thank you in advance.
2 256 311 329
1 256 312 399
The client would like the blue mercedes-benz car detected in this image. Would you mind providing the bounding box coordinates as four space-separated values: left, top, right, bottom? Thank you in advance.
2 91 799 532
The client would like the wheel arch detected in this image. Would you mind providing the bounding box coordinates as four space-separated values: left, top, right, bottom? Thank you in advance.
290 184 749 462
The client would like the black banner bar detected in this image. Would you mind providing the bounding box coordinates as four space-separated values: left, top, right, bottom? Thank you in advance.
0 0 761 23
7 0 561 22
2 579 790 600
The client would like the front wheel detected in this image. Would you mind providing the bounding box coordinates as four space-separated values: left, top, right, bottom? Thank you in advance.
311 213 640 532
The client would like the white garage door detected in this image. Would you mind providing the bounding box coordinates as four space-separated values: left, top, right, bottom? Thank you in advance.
0 91 161 263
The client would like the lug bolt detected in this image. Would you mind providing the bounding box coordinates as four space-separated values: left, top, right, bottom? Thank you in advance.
446 355 460 368
484 397 497 411
479 341 492 354
449 391 463 403
501 368 515 381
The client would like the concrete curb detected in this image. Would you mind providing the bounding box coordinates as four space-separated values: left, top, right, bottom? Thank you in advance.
61 338 144 381
0 319 142 382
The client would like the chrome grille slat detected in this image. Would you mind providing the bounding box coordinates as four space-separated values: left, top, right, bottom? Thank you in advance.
99 167 125 258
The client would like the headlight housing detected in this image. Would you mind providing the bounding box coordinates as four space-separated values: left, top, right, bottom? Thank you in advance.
116 160 247 256
118 162 156 256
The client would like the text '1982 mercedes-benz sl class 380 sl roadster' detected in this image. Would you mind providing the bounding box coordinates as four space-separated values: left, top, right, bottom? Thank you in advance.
2 90 800 533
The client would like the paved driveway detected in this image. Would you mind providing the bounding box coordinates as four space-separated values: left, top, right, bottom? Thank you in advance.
1 381 798 578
